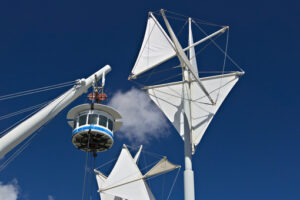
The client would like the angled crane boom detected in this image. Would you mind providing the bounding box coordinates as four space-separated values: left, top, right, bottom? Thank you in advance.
0 65 111 158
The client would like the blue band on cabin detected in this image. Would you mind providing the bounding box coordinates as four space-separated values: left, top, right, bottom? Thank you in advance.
72 125 113 138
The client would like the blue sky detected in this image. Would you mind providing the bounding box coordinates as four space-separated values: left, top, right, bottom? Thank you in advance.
0 0 299 199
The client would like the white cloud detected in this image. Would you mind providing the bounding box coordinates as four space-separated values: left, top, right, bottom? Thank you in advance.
108 88 169 143
0 179 19 200
48 195 55 200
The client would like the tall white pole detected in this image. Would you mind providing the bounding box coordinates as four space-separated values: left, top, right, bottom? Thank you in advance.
160 9 195 200
0 65 111 158
182 68 195 200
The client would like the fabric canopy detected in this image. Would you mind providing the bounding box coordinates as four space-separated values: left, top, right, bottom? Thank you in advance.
96 145 179 200
97 145 155 200
131 15 176 77
146 73 240 151
144 157 180 178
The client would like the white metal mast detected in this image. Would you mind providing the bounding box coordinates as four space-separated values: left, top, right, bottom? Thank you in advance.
182 67 195 200
0 65 111 158
160 9 195 200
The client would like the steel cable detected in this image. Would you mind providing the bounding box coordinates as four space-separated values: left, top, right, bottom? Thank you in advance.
0 80 75 101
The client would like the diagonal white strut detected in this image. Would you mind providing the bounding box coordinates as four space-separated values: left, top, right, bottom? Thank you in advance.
160 9 195 200
160 9 215 105
183 26 227 52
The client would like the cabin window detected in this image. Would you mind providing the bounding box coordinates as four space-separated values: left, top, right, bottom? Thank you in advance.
88 114 98 125
108 119 113 131
79 115 87 126
99 115 107 127
73 119 77 129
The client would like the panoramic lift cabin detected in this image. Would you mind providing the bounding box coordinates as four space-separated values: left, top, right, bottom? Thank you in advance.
67 103 122 153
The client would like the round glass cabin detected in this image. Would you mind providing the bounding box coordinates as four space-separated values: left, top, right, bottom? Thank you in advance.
67 104 122 152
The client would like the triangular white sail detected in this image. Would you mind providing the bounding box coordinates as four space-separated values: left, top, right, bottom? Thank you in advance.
95 145 180 200
146 72 242 149
96 145 155 200
190 73 240 147
146 82 184 135
131 15 176 78
130 13 228 80
144 157 180 178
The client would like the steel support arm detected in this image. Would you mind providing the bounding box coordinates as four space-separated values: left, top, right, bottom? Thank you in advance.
183 26 227 52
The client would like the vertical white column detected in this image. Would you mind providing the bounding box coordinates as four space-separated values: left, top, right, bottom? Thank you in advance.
159 9 195 200
182 68 195 200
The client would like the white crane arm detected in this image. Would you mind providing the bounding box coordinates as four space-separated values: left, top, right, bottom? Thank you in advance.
0 65 111 158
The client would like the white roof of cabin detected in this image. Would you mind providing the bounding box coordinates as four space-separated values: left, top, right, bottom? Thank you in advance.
67 103 123 131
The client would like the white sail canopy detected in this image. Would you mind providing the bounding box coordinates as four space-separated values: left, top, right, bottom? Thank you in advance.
146 82 184 135
144 157 180 178
146 72 241 149
96 145 155 200
131 15 176 77
130 13 228 80
190 73 240 146
130 11 243 154
96 145 179 200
